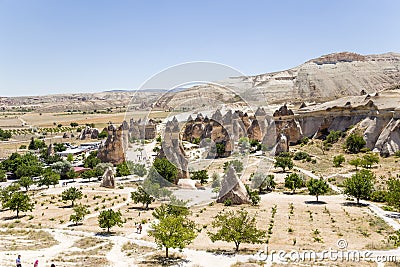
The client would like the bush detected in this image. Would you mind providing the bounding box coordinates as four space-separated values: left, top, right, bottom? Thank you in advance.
224 198 232 206
370 190 388 203
345 133 366 154
326 130 344 144
333 154 345 167
293 151 310 160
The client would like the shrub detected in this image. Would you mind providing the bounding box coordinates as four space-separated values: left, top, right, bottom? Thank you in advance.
293 151 310 160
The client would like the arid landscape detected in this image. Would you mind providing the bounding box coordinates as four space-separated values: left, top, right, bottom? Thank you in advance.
1 51 400 267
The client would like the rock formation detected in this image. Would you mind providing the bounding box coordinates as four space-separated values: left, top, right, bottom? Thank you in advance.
158 117 189 180
97 125 126 165
128 118 156 140
217 165 251 205
101 167 115 188
79 126 99 140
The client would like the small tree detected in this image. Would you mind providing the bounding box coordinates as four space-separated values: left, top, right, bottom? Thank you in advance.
152 158 178 184
149 213 197 258
208 209 266 252
67 154 74 162
343 169 375 204
349 158 362 170
98 209 124 233
251 173 275 193
223 160 244 173
307 178 329 202
131 186 155 210
333 154 345 167
80 169 97 181
190 170 208 185
61 187 83 207
345 133 366 154
386 178 400 210
361 153 379 168
245 185 260 205
116 162 131 177
284 173 303 193
83 151 101 168
3 191 34 218
70 204 90 225
211 172 220 189
18 176 34 192
274 155 293 172
38 170 60 188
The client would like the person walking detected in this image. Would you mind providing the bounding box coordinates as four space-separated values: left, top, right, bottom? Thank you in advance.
16 255 22 267
33 260 38 267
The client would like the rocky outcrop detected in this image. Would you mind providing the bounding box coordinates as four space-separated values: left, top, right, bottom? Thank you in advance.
217 165 250 205
158 117 189 180
79 126 99 140
373 119 400 157
97 125 126 165
128 118 156 140
101 167 115 188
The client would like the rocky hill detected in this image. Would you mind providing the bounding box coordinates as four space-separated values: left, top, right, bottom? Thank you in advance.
155 52 400 109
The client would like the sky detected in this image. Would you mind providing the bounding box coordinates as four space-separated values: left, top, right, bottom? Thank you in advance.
0 0 399 96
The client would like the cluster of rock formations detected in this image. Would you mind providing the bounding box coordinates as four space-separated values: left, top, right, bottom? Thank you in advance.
126 118 156 140
181 92 400 156
181 108 285 156
79 126 99 140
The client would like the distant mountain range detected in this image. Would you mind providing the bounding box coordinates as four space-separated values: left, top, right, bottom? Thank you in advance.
155 52 400 109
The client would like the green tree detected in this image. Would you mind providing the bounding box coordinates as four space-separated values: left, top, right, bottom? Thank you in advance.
208 209 266 252
152 158 178 184
343 169 375 204
98 209 124 233
190 170 208 184
61 187 83 207
18 176 34 192
3 191 34 218
149 212 197 258
28 137 46 150
80 169 97 181
211 172 220 189
215 142 226 157
0 184 20 205
349 158 362 170
116 162 131 177
67 154 74 162
245 185 260 205
345 133 366 154
361 153 379 168
307 178 329 201
251 173 275 193
223 160 244 173
70 204 90 225
129 162 147 177
284 173 304 193
0 128 12 141
131 186 155 210
51 160 73 179
152 203 190 220
53 143 66 152
83 151 101 168
70 122 79 127
386 178 400 210
333 154 345 167
97 130 108 139
326 130 343 144
0 169 6 182
274 155 293 172
38 170 60 188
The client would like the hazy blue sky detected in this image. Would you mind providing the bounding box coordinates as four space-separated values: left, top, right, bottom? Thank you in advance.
0 0 399 96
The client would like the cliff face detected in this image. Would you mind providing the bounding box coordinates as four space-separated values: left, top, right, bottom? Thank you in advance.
155 52 400 109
